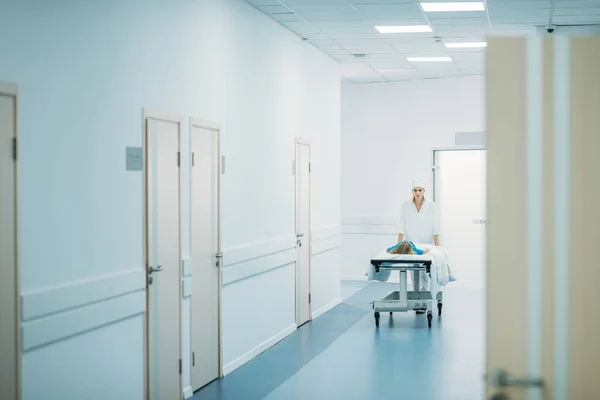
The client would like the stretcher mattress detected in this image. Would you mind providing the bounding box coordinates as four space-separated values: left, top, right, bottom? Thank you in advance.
367 244 456 290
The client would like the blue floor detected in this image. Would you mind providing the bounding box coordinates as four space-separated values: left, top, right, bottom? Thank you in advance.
193 281 485 400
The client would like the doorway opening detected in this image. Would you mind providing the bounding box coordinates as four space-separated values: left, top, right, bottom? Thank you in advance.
432 147 487 290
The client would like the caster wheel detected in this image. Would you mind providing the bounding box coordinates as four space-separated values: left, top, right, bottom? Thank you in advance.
374 312 380 327
427 313 433 328
437 302 443 316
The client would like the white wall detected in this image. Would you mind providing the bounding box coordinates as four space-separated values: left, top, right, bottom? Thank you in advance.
0 0 341 398
340 76 484 279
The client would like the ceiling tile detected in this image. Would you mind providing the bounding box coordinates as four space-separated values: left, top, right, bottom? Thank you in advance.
244 0 600 82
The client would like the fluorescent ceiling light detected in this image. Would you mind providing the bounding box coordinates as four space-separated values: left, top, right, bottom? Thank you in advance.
375 25 432 33
444 41 487 48
407 56 453 62
420 2 485 12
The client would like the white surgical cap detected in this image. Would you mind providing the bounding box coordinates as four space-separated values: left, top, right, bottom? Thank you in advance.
412 180 426 191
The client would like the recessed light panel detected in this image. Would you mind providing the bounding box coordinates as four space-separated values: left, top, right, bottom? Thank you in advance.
375 25 433 33
420 2 485 12
407 56 453 62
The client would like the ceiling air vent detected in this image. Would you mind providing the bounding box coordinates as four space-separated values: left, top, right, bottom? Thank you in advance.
352 53 368 58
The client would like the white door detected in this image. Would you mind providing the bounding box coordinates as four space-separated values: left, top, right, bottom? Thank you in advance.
190 119 221 391
434 149 486 289
144 111 182 400
485 36 600 400
0 83 18 400
295 138 311 326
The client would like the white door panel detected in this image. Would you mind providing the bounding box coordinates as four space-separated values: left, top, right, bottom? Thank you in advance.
295 140 311 326
190 122 220 391
145 115 181 400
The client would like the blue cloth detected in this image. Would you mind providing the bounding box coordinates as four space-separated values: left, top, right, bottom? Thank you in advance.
386 240 425 255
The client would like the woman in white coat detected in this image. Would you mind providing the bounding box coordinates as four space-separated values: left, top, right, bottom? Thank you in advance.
396 180 440 247
396 180 440 313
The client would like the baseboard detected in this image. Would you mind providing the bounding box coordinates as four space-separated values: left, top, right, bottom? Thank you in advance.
183 386 193 400
311 297 342 320
342 276 368 281
222 323 297 376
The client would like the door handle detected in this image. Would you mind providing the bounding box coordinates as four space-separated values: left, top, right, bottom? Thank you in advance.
215 252 223 267
297 233 304 238
149 265 163 273
147 265 163 285
489 368 544 388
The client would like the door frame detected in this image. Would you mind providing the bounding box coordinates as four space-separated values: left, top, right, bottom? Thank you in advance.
188 117 223 379
0 81 20 400
431 145 486 202
294 137 312 325
141 108 183 400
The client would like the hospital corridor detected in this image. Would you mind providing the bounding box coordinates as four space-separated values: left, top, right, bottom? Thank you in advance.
1 1 600 400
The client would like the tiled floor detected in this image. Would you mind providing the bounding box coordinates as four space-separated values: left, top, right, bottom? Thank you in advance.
194 281 485 400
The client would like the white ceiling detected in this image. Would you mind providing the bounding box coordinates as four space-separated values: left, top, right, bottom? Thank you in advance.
244 0 600 83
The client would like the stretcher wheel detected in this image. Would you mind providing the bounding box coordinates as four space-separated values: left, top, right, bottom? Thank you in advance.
437 302 443 316
427 313 433 328
374 312 380 327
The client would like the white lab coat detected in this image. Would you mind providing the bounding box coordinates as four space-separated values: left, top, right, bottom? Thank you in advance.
396 199 440 245
396 199 441 291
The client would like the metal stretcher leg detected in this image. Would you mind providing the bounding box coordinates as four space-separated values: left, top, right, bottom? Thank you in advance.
399 270 408 305
414 271 433 327
389 271 408 316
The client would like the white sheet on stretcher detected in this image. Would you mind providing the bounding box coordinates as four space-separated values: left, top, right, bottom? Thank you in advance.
366 245 456 291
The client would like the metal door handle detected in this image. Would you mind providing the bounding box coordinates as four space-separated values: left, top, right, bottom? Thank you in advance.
149 265 163 273
490 368 544 388
215 252 223 267
297 233 304 238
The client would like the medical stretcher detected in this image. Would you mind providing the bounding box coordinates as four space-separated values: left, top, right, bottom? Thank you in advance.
370 258 443 328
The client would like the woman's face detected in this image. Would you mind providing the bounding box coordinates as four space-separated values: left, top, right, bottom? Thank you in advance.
413 187 424 200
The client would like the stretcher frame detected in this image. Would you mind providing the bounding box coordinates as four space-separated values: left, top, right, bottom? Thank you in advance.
370 259 443 328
